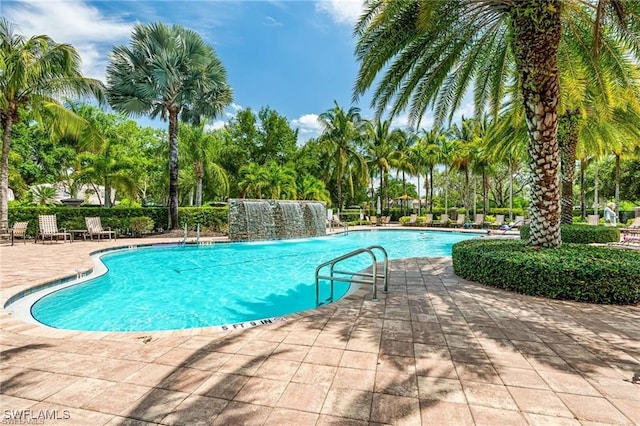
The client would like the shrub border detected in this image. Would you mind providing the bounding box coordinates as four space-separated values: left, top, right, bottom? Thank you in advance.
452 239 640 305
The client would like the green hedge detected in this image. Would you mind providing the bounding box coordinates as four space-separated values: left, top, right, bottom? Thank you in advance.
8 206 228 236
519 224 620 244
452 239 640 304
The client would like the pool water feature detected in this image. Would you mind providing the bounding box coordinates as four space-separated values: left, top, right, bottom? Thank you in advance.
28 230 475 332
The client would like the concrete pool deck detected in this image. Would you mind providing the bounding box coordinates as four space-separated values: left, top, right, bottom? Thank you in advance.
1 227 639 425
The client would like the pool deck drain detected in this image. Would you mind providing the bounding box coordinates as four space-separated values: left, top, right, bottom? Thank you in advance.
1 226 639 425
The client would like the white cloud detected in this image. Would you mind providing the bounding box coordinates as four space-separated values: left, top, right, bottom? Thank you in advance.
291 113 323 143
315 0 363 25
4 0 133 80
264 16 283 27
207 120 227 131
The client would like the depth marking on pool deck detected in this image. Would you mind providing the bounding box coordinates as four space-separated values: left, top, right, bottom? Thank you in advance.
217 316 286 331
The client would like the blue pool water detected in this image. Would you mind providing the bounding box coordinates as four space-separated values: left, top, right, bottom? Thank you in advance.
31 230 475 332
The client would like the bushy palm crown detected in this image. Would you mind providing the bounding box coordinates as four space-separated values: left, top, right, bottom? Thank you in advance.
1 18 105 229
106 22 232 229
354 0 640 247
107 22 232 123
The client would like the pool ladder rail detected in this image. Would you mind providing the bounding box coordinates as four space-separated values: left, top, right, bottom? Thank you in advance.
315 245 388 307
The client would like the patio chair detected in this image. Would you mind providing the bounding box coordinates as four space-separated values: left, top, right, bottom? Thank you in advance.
381 216 391 226
491 214 505 229
10 221 29 245
423 214 434 226
407 214 417 225
509 215 525 228
587 214 600 226
37 215 71 243
369 216 378 226
85 217 116 241
454 213 466 228
437 213 449 227
623 216 640 229
471 214 485 229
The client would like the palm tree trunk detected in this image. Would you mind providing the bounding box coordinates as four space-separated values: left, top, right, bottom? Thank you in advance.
168 108 180 230
429 167 434 213
510 1 563 248
559 112 580 224
483 167 489 217
615 154 620 216
580 159 586 220
509 158 514 221
195 161 204 207
0 114 13 231
593 160 599 215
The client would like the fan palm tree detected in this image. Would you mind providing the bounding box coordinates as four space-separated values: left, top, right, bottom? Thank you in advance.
354 0 640 247
0 18 105 230
318 102 368 211
106 22 232 229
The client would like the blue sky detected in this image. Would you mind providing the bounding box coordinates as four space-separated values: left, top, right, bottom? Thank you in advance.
3 0 472 142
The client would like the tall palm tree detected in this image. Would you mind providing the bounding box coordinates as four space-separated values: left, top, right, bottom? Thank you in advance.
0 18 105 230
354 0 640 247
362 118 399 213
318 102 368 211
179 123 229 206
392 128 418 215
419 127 446 213
107 22 232 229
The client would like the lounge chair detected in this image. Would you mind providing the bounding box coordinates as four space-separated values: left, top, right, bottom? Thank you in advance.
381 216 391 226
10 221 29 245
437 213 449 227
587 214 600 226
454 213 465 228
37 215 71 243
509 215 525 228
407 214 417 225
471 214 485 229
85 217 116 241
423 214 434 226
624 216 640 229
369 216 378 226
491 214 505 229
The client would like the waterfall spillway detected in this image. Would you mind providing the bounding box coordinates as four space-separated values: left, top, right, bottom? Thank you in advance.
228 199 327 241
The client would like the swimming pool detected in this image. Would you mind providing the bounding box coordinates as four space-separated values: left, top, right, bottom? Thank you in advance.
28 230 475 332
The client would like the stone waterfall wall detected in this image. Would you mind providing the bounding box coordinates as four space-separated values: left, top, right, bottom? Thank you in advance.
228 199 327 241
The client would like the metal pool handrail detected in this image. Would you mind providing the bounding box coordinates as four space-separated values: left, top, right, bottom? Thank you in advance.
315 245 388 306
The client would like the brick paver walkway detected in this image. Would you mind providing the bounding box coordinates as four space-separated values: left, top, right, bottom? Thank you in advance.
1 231 639 425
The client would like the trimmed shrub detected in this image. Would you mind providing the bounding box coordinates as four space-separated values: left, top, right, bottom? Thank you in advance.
519 224 620 244
452 239 640 304
129 217 154 237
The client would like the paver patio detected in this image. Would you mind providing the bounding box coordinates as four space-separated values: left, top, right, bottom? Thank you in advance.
1 229 639 425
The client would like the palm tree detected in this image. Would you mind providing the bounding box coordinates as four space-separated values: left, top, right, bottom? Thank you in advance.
297 174 331 203
318 102 368 211
418 127 446 213
238 162 267 199
107 22 232 229
0 18 105 230
262 162 297 200
362 118 399 213
179 123 229 206
392 129 418 215
354 1 640 247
